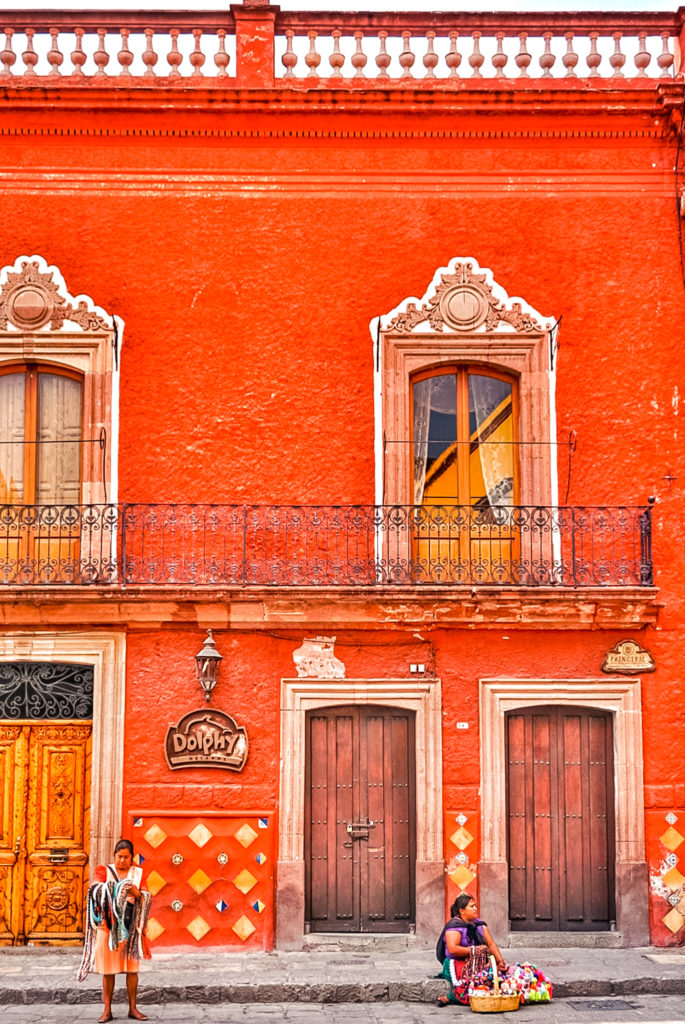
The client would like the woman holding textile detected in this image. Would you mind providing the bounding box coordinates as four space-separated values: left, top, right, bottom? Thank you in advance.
435 892 506 1006
78 838 152 1023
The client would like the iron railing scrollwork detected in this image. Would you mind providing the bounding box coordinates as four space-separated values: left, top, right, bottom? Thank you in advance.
0 662 94 719
0 501 653 588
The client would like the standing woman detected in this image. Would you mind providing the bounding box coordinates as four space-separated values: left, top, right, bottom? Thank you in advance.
436 892 506 1006
78 838 152 1022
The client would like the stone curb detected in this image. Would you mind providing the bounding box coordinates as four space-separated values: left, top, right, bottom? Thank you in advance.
1 977 685 1004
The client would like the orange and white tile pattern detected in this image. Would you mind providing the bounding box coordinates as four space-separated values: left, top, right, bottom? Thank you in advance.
445 810 479 914
130 812 274 949
647 809 685 944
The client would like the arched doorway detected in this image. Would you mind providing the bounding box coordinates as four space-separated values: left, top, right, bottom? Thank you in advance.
305 704 416 933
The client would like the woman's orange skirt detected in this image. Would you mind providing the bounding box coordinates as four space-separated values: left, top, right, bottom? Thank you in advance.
94 926 139 975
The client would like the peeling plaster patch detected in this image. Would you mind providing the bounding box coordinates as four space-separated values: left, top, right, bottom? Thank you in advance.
673 385 680 415
292 636 345 679
650 399 659 412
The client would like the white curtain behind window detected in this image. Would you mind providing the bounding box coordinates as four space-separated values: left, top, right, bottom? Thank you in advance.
0 374 25 503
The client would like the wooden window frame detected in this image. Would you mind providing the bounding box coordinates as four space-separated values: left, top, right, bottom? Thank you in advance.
0 363 84 505
410 364 521 508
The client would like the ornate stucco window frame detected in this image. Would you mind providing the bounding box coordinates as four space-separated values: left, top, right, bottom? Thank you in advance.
371 257 557 509
0 255 123 505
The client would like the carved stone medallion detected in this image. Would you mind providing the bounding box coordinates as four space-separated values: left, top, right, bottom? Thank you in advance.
0 259 110 332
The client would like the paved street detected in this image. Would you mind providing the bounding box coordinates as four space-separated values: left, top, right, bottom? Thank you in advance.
4 995 685 1023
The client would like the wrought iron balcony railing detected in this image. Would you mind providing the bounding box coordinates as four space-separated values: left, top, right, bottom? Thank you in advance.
0 502 653 589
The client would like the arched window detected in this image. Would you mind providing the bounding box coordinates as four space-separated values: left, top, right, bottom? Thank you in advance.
411 367 518 511
0 365 83 505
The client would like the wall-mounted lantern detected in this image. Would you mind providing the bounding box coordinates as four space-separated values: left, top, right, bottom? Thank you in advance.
195 629 223 702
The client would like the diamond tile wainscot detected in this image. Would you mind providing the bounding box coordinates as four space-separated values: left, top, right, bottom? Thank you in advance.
131 812 274 948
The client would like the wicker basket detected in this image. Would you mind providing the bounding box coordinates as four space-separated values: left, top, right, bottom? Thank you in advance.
469 956 520 1014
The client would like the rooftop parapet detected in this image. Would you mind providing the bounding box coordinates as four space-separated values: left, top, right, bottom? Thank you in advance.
0 5 683 89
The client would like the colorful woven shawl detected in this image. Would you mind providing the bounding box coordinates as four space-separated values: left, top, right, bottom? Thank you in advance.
77 877 152 982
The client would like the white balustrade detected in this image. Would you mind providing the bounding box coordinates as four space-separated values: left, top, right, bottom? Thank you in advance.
0 25 236 79
274 26 676 83
0 18 677 85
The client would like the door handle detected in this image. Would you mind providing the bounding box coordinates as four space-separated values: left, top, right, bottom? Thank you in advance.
13 835 24 862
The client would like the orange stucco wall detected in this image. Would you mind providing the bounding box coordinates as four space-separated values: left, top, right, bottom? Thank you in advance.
1 82 684 946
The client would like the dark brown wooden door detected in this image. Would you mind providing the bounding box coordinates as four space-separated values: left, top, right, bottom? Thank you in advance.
305 705 416 933
507 705 615 932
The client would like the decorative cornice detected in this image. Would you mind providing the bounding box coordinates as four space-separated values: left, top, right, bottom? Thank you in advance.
0 255 113 333
381 257 552 336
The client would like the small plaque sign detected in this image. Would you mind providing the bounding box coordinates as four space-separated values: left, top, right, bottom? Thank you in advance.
165 708 249 771
601 639 655 675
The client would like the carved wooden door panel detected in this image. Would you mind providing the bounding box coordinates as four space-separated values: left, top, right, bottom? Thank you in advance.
305 705 416 933
507 706 615 932
0 725 27 942
0 723 90 945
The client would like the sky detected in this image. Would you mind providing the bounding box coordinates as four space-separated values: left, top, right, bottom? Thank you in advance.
2 1 680 12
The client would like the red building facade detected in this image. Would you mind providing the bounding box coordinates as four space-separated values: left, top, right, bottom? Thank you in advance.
0 3 683 951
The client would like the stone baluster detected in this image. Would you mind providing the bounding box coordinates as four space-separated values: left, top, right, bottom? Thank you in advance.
351 31 367 78
399 31 415 78
190 29 205 76
562 32 578 77
446 31 461 77
424 31 438 78
610 32 625 77
143 29 157 77
22 29 38 76
492 31 507 78
376 31 391 78
586 31 601 77
214 29 230 78
633 32 650 77
657 31 674 77
281 29 297 77
329 29 344 78
118 28 133 76
305 31 320 77
70 27 86 76
94 29 109 77
469 31 484 78
167 28 183 78
539 31 555 77
515 32 531 77
47 28 64 77
0 29 16 76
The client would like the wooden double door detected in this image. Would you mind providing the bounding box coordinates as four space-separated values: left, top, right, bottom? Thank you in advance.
305 705 416 933
507 705 615 932
0 722 91 944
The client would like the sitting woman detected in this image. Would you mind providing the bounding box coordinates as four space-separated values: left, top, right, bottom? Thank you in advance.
436 892 506 1006
78 838 152 1023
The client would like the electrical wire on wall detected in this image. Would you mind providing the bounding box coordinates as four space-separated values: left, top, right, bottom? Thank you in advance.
676 93 685 294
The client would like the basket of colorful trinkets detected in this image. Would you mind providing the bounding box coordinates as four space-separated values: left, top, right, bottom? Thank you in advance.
469 956 553 1013
469 956 520 1013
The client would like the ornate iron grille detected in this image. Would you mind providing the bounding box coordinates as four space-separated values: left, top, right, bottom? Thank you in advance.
0 501 654 588
0 662 94 719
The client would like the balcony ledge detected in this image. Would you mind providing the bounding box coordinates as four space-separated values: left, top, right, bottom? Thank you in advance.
0 584 659 632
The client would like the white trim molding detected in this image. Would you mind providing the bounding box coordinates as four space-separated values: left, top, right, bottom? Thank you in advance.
0 630 126 869
277 676 444 946
478 676 648 945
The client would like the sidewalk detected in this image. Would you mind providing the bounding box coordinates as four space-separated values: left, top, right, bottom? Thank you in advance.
0 946 684 1005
